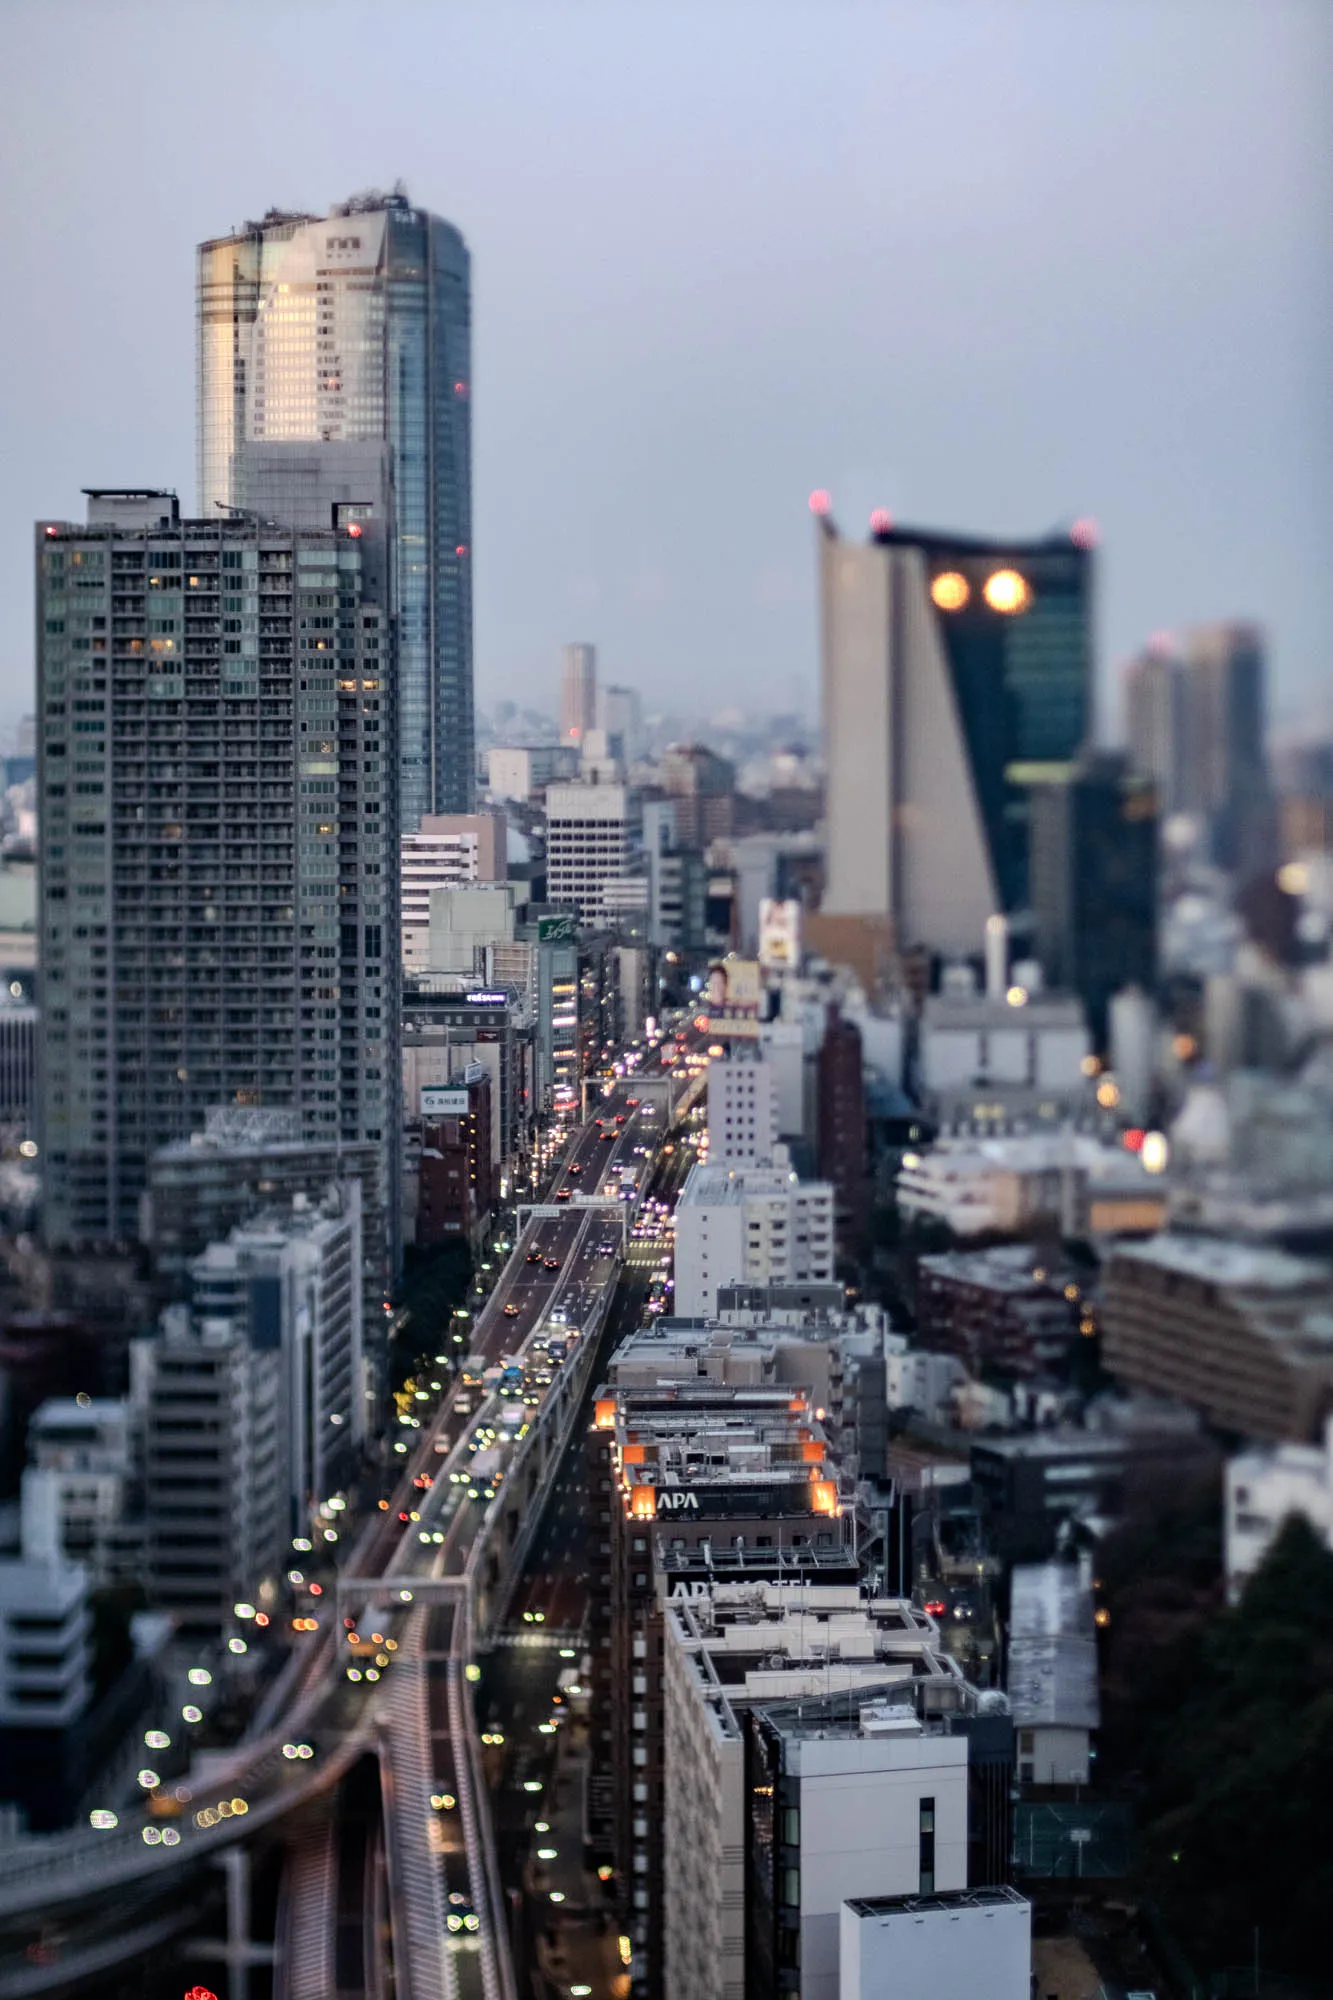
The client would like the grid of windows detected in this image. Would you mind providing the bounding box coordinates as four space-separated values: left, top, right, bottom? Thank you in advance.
38 510 397 1250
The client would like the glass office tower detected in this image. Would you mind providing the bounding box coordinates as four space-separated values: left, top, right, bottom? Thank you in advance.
867 519 1091 915
819 514 1092 956
198 189 472 828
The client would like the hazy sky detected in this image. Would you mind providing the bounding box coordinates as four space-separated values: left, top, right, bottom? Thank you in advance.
2 1 1330 739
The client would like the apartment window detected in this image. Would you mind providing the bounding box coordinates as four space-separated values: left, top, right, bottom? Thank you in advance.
918 1797 935 1894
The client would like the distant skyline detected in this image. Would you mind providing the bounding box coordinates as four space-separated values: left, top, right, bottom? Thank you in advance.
2 1 1330 741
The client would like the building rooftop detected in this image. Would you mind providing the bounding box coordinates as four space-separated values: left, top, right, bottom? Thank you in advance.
29 1399 127 1435
1110 1232 1331 1294
753 1678 973 1743
922 992 1087 1028
917 1242 1080 1296
677 1160 807 1205
1006 1561 1100 1732
844 1886 1029 1919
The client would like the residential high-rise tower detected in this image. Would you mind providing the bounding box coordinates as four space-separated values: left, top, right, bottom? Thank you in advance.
197 188 472 826
36 490 398 1251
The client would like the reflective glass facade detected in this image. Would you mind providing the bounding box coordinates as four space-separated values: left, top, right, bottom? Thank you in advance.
198 193 472 829
870 522 1092 913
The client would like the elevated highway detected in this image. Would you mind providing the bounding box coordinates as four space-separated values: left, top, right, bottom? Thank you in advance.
0 1042 695 1996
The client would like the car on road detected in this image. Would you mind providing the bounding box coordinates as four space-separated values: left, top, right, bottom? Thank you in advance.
568 1163 582 1175
525 1250 543 1264
446 1894 479 1937
503 1303 521 1317
544 1256 561 1271
555 1188 571 1202
600 1129 616 1142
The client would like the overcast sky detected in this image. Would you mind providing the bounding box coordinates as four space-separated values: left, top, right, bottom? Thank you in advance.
1 0 1329 740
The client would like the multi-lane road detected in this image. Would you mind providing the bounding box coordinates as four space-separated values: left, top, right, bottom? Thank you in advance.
0 1039 691 1998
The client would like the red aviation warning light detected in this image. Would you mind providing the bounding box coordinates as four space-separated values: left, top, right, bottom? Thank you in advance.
808 489 831 516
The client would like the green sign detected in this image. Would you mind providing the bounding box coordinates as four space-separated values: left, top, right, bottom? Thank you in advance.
538 914 576 942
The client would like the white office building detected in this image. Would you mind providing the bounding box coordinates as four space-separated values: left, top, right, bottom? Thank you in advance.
20 1398 140 1584
918 982 1091 1131
897 1132 1169 1241
596 682 643 762
135 1308 286 1635
424 881 517 976
485 743 576 803
1225 1417 1333 1603
545 781 637 926
840 1887 1031 2000
400 811 506 970
0 1559 93 1730
674 1160 835 1319
663 1583 973 2000
748 1693 970 2000
187 1183 366 1528
706 1050 778 1167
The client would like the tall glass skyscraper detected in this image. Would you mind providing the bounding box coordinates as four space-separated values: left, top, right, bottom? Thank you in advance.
197 188 473 827
819 512 1092 956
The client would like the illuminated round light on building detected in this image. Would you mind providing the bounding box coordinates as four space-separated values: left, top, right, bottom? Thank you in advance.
869 508 893 535
1277 861 1309 896
930 571 970 612
1141 1130 1169 1175
45 525 58 537
1005 985 1029 1008
137 1769 160 1790
1095 1078 1121 1110
807 489 831 516
983 568 1032 614
1069 516 1099 549
455 543 469 557
346 521 363 538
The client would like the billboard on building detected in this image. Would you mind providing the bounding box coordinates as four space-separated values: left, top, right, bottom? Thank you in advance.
701 956 763 1039
421 1086 469 1118
758 898 802 972
538 913 577 943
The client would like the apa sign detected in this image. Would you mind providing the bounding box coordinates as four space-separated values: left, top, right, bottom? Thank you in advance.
657 1490 699 1513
